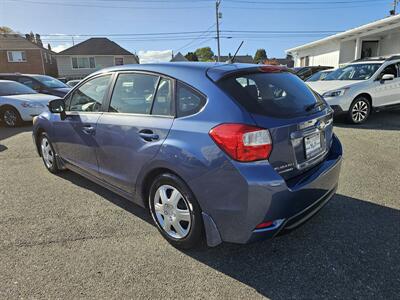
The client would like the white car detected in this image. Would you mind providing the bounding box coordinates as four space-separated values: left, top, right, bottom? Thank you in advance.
307 55 400 123
0 80 58 127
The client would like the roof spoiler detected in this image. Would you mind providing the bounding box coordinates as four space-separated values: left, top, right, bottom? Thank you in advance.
206 65 288 82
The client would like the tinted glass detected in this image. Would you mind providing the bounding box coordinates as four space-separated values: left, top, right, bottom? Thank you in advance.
380 63 398 78
152 78 173 116
335 63 381 80
31 75 68 88
176 82 206 117
109 73 158 114
306 71 332 82
0 81 37 96
324 68 344 80
219 72 324 118
17 77 37 89
68 75 111 112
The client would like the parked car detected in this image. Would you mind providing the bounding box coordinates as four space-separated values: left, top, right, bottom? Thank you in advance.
66 80 81 88
307 55 400 123
292 66 334 80
0 74 71 97
32 63 342 249
0 80 58 127
306 69 335 82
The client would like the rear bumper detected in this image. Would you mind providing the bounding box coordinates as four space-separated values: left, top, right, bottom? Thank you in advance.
206 134 343 245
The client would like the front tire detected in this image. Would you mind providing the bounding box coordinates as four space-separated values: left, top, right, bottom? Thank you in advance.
148 173 203 249
347 96 371 124
39 133 61 174
1 107 22 127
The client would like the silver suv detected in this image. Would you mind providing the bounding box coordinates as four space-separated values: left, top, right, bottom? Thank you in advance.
307 55 400 123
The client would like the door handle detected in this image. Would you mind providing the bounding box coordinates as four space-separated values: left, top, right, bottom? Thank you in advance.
139 130 159 141
82 125 95 135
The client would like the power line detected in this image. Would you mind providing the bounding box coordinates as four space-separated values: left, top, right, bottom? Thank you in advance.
174 23 216 52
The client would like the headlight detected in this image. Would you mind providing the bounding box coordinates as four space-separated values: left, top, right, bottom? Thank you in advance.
322 88 348 98
21 102 45 108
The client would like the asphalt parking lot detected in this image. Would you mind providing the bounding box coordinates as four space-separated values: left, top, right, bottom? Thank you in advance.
0 111 399 299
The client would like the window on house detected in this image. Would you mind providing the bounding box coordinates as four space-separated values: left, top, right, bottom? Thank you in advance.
115 57 124 65
43 52 48 63
71 57 96 69
7 51 27 62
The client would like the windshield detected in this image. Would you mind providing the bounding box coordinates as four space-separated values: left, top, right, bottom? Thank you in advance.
32 75 68 88
324 68 344 80
306 70 332 82
218 72 325 118
0 81 37 96
328 63 381 81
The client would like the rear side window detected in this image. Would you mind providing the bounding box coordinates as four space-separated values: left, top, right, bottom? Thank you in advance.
109 73 158 114
176 82 206 117
218 72 322 118
152 78 173 116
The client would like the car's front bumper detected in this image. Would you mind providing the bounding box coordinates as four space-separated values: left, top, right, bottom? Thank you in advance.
204 134 343 245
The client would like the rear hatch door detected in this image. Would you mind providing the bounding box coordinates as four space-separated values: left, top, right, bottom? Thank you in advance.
216 69 333 180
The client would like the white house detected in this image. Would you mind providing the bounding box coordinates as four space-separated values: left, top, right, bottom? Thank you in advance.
56 38 139 80
286 14 400 68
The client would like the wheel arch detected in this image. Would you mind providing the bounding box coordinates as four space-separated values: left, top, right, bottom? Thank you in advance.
138 167 186 208
0 104 21 116
35 127 46 156
354 93 373 107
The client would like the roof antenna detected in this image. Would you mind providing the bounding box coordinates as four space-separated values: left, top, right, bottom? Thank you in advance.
229 41 244 64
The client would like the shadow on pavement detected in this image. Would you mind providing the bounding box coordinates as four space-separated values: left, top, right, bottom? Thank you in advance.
186 194 400 299
56 171 152 224
334 109 400 131
0 123 32 141
54 168 400 299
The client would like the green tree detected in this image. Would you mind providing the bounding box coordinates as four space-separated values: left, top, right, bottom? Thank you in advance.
185 52 199 61
195 47 214 62
254 49 267 63
0 26 14 34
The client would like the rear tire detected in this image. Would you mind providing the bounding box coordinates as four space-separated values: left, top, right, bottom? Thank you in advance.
148 173 203 249
347 96 371 124
39 133 61 174
1 107 22 127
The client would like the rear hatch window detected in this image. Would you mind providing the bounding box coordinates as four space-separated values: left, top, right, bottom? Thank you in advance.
218 72 324 118
218 70 332 180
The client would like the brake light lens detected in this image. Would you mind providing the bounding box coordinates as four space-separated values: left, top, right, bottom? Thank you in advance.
255 221 274 229
209 124 272 162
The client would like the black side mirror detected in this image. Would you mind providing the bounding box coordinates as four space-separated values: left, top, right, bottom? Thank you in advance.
48 98 66 119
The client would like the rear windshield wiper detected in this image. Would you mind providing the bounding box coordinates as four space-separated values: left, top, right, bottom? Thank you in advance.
305 101 325 112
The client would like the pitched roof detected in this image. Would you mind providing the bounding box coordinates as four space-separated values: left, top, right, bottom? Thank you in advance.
170 52 188 62
216 55 254 64
58 38 134 56
0 34 54 53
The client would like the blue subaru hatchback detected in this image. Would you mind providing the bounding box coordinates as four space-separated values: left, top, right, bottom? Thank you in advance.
33 62 342 249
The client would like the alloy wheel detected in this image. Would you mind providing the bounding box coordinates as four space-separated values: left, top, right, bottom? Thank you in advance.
3 110 17 127
41 137 54 169
153 185 192 239
351 100 369 123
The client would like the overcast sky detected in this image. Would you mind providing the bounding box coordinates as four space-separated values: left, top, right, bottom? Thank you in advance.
0 0 391 62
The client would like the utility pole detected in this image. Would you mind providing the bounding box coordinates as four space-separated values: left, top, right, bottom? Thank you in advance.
72 36 75 46
216 0 221 62
391 0 398 15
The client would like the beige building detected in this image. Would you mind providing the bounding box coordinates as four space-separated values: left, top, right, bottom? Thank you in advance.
56 38 139 80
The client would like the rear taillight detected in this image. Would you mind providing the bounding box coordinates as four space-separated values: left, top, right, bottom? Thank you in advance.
209 124 272 162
